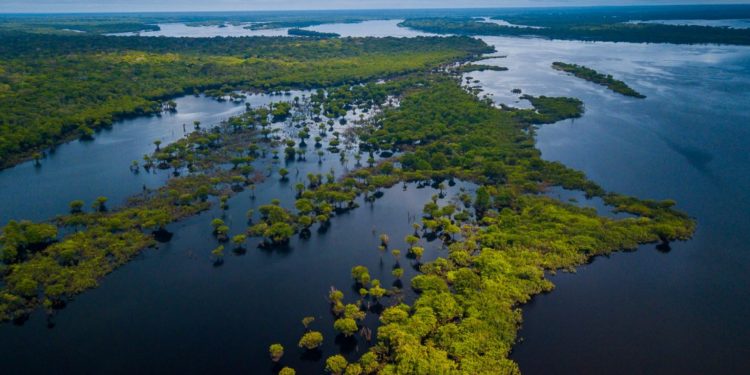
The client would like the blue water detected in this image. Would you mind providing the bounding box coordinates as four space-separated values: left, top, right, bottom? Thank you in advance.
465 35 750 374
1 15 750 375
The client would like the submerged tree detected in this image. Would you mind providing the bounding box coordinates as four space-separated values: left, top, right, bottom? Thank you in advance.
298 331 324 350
268 343 284 362
325 354 348 375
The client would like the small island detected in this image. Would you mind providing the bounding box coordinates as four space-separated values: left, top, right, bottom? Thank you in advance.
552 62 646 98
456 63 509 73
287 28 340 38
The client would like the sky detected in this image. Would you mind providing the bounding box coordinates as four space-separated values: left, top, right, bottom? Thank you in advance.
1 0 749 13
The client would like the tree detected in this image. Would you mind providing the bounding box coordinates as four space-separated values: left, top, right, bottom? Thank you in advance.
325 354 348 375
154 140 162 151
210 218 225 233
298 331 323 350
358 352 379 374
344 364 363 375
211 245 224 260
269 343 284 362
351 265 371 285
279 168 289 181
405 235 419 248
69 200 84 214
392 268 404 279
264 222 294 244
279 368 296 375
333 317 358 337
14 277 38 298
92 196 108 212
231 234 246 249
410 246 425 261
379 234 390 247
302 316 315 329
369 280 386 300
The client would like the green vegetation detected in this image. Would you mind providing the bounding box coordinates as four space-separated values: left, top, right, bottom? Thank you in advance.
0 19 160 34
0 32 489 169
268 343 284 362
0 16 695 371
0 102 283 320
0 36 496 321
268 74 694 373
288 28 340 38
298 331 324 350
552 62 645 98
399 17 750 45
456 63 508 73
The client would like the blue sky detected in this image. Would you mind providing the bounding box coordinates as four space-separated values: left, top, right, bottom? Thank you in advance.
2 0 749 13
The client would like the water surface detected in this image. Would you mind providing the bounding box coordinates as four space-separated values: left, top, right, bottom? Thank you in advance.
0 92 302 224
2 17 750 375
466 35 750 374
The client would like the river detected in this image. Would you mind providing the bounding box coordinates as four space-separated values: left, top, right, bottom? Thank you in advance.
1 17 749 374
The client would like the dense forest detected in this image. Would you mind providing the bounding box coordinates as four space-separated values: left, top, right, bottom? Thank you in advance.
0 32 489 169
399 18 750 45
552 62 645 98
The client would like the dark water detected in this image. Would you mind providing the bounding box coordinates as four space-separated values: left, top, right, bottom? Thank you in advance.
0 66 472 372
0 169 470 374
0 92 300 224
468 36 750 373
2 19 750 374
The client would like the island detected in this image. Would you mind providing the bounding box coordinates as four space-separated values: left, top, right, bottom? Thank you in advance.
552 61 646 98
287 28 340 38
456 63 509 73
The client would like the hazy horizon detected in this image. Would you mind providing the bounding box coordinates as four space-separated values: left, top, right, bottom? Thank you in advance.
2 1 750 14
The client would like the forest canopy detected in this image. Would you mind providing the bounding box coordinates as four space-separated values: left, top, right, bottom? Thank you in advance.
0 32 490 169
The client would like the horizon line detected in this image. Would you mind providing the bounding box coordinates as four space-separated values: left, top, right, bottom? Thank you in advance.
1 3 748 16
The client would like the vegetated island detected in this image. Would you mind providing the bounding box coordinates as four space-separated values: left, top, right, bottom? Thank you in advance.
287 28 340 38
398 17 750 45
552 62 646 98
456 63 509 73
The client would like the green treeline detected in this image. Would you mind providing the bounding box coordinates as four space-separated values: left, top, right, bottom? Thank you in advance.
552 62 645 98
287 28 341 38
456 63 508 73
399 18 750 45
0 32 490 169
